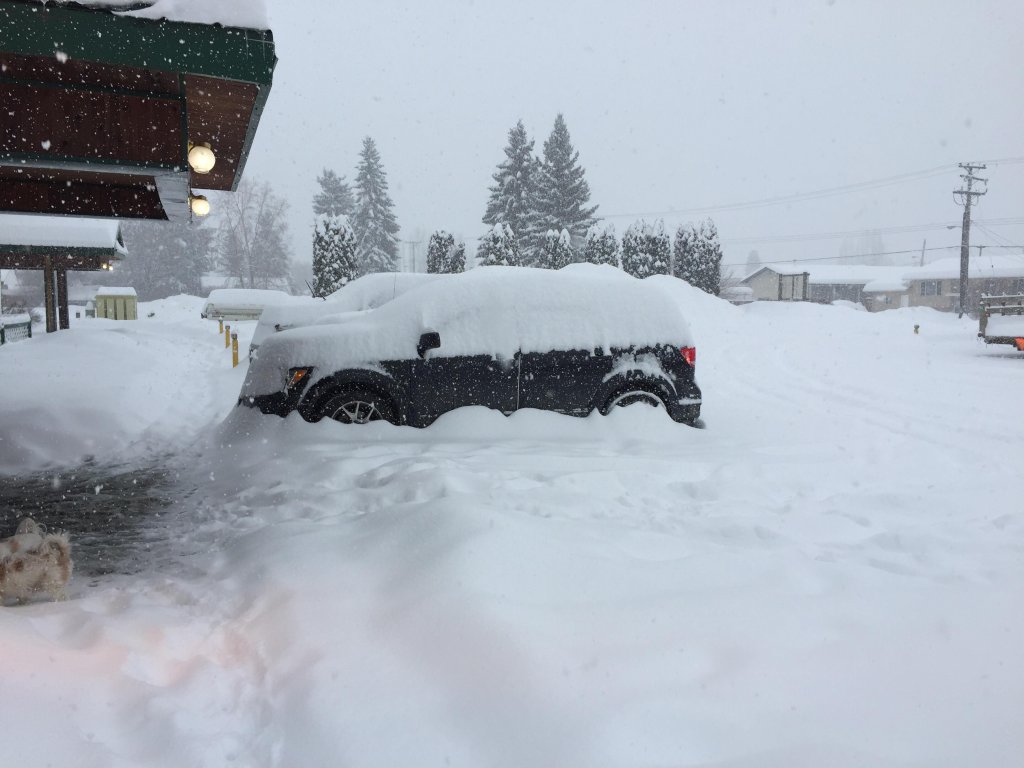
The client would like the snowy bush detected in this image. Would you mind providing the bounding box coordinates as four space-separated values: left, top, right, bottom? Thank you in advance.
622 220 670 279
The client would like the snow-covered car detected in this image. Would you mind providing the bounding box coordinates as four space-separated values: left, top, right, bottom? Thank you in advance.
248 272 443 360
238 265 702 427
200 288 295 321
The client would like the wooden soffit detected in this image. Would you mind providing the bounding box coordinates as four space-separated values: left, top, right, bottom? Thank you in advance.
0 0 276 220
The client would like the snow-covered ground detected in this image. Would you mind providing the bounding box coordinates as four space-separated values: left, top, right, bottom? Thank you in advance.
1 289 1022 767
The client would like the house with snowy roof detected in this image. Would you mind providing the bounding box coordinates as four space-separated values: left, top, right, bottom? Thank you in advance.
903 255 1024 313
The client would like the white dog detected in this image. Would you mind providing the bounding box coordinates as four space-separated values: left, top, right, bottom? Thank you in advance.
0 519 73 604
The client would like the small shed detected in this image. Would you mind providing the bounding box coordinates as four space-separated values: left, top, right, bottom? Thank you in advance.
94 287 138 321
741 266 810 301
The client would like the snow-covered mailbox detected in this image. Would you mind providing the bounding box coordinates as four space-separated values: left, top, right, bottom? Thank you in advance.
201 289 293 321
94 288 138 321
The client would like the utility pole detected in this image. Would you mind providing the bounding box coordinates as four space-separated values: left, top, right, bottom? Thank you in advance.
953 162 987 317
920 238 927 267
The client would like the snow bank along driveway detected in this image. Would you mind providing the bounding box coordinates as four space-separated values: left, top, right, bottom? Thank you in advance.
2 285 1022 768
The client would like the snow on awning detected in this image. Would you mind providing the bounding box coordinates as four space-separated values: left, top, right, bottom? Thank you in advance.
0 215 125 253
43 0 269 30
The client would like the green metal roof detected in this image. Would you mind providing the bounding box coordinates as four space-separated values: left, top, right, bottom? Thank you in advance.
0 0 276 85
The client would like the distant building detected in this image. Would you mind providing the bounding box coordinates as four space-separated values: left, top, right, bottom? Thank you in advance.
740 256 1024 313
742 266 810 301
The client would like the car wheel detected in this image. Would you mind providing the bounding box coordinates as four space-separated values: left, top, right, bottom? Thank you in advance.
603 388 665 413
318 389 398 425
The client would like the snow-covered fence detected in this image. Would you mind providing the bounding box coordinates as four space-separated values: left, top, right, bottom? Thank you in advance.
0 318 32 345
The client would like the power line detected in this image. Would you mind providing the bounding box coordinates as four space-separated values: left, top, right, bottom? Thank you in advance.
720 217 1024 246
601 164 954 219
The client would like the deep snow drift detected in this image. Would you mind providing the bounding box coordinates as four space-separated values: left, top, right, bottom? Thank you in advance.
1 284 1022 768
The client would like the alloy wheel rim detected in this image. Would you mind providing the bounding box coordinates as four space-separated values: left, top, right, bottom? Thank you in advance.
331 399 381 424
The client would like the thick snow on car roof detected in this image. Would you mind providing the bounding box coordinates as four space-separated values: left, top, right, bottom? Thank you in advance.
250 273 443 351
245 265 695 396
203 288 294 310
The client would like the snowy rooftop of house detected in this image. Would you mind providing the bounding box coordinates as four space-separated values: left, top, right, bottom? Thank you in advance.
0 215 126 253
804 265 910 286
744 265 809 279
863 278 911 293
43 0 269 30
914 254 1024 280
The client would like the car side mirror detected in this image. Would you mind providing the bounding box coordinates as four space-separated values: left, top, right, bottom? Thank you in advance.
417 331 441 358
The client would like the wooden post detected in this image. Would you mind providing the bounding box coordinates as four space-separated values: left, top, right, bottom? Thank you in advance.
231 332 239 368
43 256 57 333
57 267 70 330
218 319 224 334
224 324 231 348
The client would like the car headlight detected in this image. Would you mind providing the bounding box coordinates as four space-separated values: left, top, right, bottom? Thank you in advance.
285 367 314 394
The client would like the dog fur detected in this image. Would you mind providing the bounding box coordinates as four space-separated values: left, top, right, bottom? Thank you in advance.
0 519 73 604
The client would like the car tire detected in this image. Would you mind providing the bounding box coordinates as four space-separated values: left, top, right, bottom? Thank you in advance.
315 388 398 425
601 386 666 414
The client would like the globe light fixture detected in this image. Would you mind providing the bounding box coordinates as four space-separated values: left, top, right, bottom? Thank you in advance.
190 194 211 217
187 142 216 174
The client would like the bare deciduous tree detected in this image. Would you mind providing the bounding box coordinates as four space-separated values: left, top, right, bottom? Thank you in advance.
217 179 293 290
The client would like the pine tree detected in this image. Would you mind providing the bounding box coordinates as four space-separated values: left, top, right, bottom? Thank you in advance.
537 228 575 269
445 240 466 273
312 214 357 297
313 168 354 218
482 120 535 245
621 220 670 278
524 114 599 263
693 218 723 295
351 137 400 274
427 231 455 274
426 231 467 273
582 223 620 267
673 223 698 282
476 223 520 267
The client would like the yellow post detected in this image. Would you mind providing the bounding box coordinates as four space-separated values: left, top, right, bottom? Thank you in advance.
224 324 231 348
218 319 224 334
231 332 239 368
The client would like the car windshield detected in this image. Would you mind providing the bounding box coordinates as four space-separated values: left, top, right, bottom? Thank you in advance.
1 2 1022 766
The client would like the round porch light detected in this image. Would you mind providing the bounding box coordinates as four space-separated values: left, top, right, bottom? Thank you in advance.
187 142 216 174
190 194 211 217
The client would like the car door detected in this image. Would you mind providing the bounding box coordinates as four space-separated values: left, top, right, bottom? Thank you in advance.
518 346 608 416
410 350 519 424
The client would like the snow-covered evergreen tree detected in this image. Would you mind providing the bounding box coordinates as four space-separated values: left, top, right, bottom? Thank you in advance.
351 137 400 274
695 218 724 295
427 231 453 274
427 231 467 273
313 168 354 218
582 223 619 267
524 114 599 263
482 121 535 246
622 220 670 279
312 214 357 297
537 228 574 269
673 223 698 281
426 231 452 273
445 240 466 273
675 218 722 294
476 223 520 267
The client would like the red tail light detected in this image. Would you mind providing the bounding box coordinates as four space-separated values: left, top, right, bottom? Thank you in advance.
681 346 696 366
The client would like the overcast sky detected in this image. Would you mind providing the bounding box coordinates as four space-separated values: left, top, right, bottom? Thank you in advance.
244 0 1024 272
